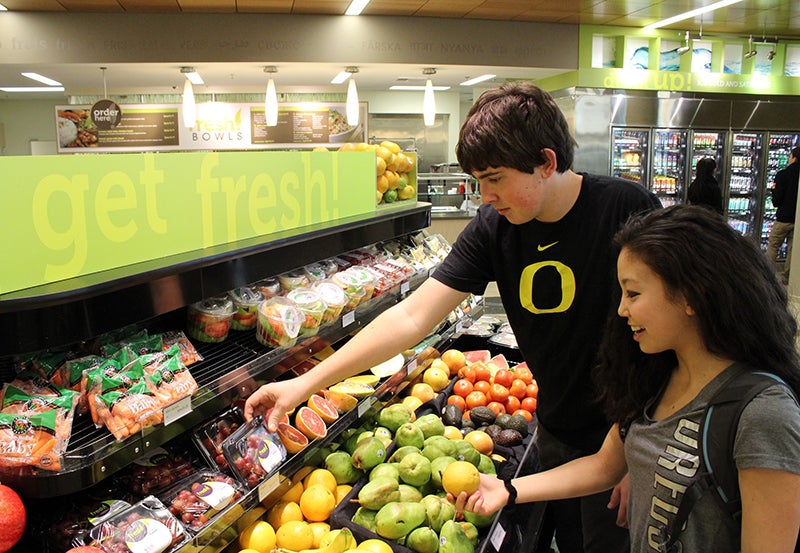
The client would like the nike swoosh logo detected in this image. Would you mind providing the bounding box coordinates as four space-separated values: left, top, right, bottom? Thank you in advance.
537 241 558 251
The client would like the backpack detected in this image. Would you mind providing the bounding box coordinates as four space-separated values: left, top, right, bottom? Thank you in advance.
659 370 800 553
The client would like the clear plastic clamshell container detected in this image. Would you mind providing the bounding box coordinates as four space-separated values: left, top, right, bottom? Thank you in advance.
347 267 377 301
286 287 327 336
312 280 349 324
186 296 234 343
160 470 246 533
221 416 287 488
331 270 367 310
87 495 187 553
228 287 264 330
255 296 304 348
277 270 310 293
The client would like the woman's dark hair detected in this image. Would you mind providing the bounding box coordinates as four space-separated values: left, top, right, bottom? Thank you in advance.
695 157 716 180
595 204 800 426
456 82 577 175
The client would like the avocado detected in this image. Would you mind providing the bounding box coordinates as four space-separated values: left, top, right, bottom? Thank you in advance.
442 404 463 428
484 424 503 441
469 406 496 427
494 413 512 429
494 428 523 447
505 414 530 437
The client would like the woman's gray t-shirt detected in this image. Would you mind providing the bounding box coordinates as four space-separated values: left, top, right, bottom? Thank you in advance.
625 364 800 552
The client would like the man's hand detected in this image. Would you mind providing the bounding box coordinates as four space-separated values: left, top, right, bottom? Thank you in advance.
608 473 630 528
244 379 308 432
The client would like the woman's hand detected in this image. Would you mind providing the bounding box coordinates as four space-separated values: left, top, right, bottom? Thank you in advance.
244 379 308 431
449 474 509 517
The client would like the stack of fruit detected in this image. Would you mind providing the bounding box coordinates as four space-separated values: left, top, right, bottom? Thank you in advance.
336 141 416 205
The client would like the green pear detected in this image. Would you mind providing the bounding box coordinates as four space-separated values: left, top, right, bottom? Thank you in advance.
439 519 474 553
430 456 457 489
406 526 440 553
398 483 424 502
375 501 427 540
358 475 400 510
398 451 432 487
352 506 379 533
396 422 426 449
421 495 442 529
389 445 422 463
458 522 479 547
378 403 414 433
370 462 400 481
453 440 481 467
325 450 362 484
414 413 445 438
463 509 495 529
477 454 497 475
373 426 394 447
352 436 388 471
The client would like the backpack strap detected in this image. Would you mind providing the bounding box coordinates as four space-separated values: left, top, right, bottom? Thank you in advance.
659 370 792 552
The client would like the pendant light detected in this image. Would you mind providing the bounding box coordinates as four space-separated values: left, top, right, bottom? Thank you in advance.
264 66 278 127
345 66 359 127
180 66 197 129
423 68 436 126
677 31 691 56
744 35 757 59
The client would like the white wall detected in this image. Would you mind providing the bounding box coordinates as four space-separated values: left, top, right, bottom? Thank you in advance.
0 99 59 156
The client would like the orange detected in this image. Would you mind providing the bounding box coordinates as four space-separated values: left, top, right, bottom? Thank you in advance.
441 349 467 375
266 500 303 529
410 382 436 403
295 406 328 440
300 484 336 522
303 468 338 496
443 425 463 440
238 520 276 553
423 366 450 392
307 395 339 424
335 484 353 503
446 394 466 411
441 460 481 496
275 520 314 550
464 430 494 455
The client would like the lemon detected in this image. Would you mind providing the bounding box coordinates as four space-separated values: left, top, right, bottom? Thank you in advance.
276 520 314 550
303 468 338 495
280 479 304 503
423 366 450 392
238 520 276 553
442 460 481 497
380 140 401 154
358 538 395 553
398 184 416 200
376 156 387 176
335 484 353 503
266 500 303 529
308 521 331 547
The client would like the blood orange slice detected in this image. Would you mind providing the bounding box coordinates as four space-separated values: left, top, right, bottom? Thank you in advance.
307 394 339 424
277 422 309 454
295 406 328 440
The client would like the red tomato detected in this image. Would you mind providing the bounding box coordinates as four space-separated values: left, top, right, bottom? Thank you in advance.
473 380 491 395
447 394 467 411
453 379 474 398
457 366 477 383
465 391 488 410
512 408 533 422
509 379 527 400
526 382 539 398
521 396 538 413
486 401 506 417
473 363 492 382
493 369 514 388
489 383 509 403
504 395 521 414
514 366 534 385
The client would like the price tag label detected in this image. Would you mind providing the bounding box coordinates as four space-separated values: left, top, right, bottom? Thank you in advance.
490 521 507 550
407 359 417 373
257 473 281 503
357 397 375 418
343 311 356 327
162 396 191 426
400 282 410 295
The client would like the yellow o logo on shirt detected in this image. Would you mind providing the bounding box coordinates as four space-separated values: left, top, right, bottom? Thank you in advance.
519 261 576 314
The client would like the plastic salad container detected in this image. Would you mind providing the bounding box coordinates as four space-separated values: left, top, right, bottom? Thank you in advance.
331 270 367 310
186 297 235 343
347 267 377 301
303 262 327 283
253 277 281 300
228 287 264 330
256 296 305 348
312 280 348 324
286 287 327 336
277 270 310 293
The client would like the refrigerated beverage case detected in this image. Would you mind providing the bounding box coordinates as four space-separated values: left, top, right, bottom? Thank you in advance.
611 128 649 186
761 133 800 257
651 129 688 207
726 132 764 240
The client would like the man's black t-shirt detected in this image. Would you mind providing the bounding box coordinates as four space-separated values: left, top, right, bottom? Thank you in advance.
432 173 660 452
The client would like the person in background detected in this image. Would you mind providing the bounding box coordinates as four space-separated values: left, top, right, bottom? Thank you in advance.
767 146 800 284
245 82 661 553
452 205 800 553
686 157 723 214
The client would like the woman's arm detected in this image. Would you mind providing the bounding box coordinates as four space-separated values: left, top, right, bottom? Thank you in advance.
455 425 628 515
739 467 800 553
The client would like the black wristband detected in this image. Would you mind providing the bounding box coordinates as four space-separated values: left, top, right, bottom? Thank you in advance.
501 476 517 507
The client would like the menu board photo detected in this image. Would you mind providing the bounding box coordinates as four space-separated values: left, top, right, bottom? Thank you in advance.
54 101 368 153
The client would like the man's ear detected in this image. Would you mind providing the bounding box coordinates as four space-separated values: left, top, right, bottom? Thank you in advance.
539 148 558 178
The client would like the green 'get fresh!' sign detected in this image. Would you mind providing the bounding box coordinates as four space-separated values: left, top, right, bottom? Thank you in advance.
1 150 376 295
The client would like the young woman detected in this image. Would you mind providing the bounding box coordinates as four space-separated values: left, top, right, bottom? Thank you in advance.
686 157 723 214
453 205 800 553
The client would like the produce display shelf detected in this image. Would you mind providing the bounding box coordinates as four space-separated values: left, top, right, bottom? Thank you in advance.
0 203 431 357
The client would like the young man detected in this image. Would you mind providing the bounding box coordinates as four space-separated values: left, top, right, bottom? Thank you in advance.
245 82 661 553
767 146 800 283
